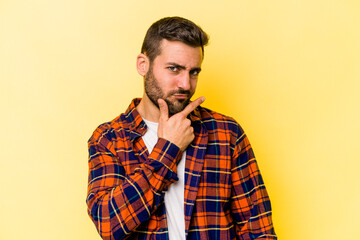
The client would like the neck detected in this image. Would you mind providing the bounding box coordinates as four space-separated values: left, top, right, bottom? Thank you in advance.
136 93 160 123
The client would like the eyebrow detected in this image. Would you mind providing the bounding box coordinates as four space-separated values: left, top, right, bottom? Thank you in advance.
166 62 202 72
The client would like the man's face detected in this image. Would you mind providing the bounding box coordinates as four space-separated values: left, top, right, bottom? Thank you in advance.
144 40 203 116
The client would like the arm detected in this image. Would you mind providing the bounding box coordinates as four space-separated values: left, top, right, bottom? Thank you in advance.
86 126 182 240
230 126 277 239
87 97 205 239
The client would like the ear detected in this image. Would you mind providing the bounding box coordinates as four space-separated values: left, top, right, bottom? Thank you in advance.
136 53 149 77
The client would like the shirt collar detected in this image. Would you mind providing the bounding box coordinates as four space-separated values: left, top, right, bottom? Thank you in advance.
124 98 147 140
188 105 202 124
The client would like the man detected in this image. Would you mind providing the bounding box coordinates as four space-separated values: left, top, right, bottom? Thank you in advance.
87 17 276 240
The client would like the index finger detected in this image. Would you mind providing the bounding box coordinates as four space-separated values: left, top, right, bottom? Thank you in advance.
180 96 205 117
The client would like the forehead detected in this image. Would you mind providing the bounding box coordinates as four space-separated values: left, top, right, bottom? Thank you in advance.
154 39 203 67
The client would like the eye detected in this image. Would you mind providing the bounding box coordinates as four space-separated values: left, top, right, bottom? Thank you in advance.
168 66 178 72
190 70 200 76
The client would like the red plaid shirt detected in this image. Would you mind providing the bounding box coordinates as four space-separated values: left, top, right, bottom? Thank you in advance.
87 98 276 239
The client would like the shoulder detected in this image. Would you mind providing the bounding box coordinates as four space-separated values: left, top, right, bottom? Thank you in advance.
197 106 245 137
88 113 129 145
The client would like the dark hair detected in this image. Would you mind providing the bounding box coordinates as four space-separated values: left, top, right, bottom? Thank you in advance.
141 16 209 62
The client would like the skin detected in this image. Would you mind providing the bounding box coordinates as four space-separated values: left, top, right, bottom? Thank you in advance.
136 39 205 151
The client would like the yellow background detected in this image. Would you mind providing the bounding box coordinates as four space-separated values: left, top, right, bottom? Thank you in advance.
1 0 359 239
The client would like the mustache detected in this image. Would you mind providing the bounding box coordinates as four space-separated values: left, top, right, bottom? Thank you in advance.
167 89 191 96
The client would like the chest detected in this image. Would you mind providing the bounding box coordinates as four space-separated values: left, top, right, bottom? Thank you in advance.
114 125 233 191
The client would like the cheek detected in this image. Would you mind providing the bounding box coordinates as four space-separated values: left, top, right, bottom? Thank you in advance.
190 79 198 91
163 77 178 91
152 69 171 87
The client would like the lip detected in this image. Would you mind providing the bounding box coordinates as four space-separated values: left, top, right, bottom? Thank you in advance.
173 94 188 99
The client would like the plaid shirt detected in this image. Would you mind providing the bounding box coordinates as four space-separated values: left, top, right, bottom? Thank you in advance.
87 98 276 240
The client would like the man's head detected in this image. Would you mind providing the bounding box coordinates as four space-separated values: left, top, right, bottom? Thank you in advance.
137 17 209 116
141 16 209 63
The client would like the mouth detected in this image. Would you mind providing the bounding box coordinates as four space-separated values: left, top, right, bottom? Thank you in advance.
173 94 188 100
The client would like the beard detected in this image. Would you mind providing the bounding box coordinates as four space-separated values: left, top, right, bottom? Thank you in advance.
144 67 194 116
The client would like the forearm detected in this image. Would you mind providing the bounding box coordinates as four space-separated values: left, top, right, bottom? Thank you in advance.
87 138 182 239
231 127 276 239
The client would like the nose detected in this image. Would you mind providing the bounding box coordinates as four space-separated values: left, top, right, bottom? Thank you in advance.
177 72 191 90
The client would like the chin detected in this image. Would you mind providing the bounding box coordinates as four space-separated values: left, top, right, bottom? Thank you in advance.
167 100 189 115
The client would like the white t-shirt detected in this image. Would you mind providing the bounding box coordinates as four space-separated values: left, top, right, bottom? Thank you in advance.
142 119 186 240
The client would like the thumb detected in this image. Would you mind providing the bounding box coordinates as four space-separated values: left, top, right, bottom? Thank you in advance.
158 99 169 120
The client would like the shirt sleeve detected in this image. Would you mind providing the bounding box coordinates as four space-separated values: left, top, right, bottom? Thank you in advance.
86 126 182 240
230 125 277 239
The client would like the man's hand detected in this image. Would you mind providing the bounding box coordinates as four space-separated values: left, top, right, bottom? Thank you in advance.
157 97 205 151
